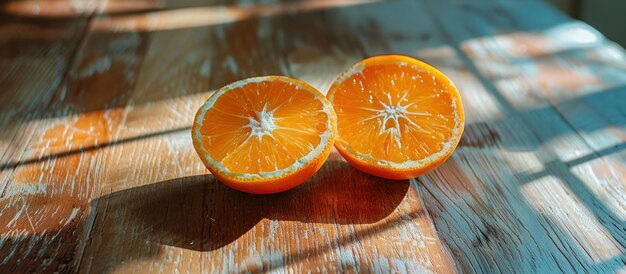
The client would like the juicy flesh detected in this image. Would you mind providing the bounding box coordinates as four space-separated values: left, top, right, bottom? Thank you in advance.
199 80 329 174
333 64 457 164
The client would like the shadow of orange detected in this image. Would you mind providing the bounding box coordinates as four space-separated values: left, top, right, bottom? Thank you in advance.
89 159 409 251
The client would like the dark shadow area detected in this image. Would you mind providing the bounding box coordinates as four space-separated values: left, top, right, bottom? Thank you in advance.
89 160 409 252
0 159 410 272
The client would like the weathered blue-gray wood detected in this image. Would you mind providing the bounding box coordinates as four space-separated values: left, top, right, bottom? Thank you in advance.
416 0 626 272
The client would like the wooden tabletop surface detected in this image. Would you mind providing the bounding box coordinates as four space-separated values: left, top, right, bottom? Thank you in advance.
1 0 625 273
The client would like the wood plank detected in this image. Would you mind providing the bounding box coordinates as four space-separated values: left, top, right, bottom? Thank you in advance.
278 1 456 272
1 0 623 272
0 2 94 272
0 1 154 271
350 1 562 272
78 0 457 272
0 2 90 193
408 0 626 272
330 1 624 272
79 2 288 272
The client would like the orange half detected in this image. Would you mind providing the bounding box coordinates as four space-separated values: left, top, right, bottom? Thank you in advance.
327 55 464 179
192 76 337 194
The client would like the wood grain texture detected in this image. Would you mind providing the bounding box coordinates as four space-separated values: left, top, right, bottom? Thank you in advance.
79 0 455 272
0 0 624 273
0 1 95 272
415 0 626 272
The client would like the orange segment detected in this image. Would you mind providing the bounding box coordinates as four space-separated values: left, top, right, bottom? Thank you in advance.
328 55 464 179
192 76 337 194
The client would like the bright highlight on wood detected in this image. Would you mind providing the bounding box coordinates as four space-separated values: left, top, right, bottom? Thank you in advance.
192 76 337 194
328 55 465 179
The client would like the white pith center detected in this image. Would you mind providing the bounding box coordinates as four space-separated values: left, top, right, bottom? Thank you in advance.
372 93 417 147
244 103 277 140
380 104 406 148
378 102 407 135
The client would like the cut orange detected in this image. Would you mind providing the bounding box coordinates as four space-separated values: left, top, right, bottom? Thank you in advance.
192 76 337 194
327 55 464 180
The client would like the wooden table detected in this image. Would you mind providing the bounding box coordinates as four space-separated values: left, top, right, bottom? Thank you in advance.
1 0 625 272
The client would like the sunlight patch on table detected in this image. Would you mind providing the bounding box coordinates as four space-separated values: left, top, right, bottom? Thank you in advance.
92 0 381 32
522 175 623 263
